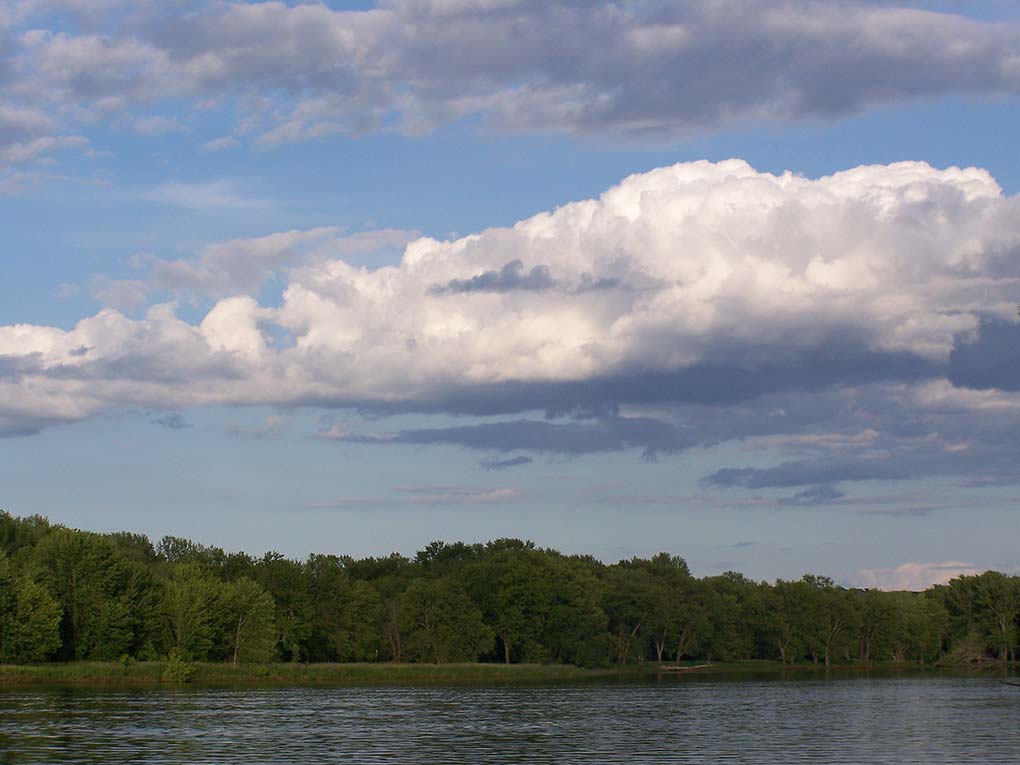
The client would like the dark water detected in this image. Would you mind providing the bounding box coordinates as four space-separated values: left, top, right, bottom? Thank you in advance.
0 675 1017 763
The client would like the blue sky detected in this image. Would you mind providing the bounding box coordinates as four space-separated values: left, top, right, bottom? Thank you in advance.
1 0 1019 589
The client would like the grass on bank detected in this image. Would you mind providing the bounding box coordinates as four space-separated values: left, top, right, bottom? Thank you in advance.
0 660 619 687
0 659 978 688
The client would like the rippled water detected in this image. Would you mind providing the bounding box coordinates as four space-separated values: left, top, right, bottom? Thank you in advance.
1 675 1017 763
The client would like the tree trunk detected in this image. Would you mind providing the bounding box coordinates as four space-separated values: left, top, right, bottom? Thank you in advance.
233 615 245 666
384 602 402 662
502 633 511 665
676 629 689 662
624 622 642 664
777 638 788 663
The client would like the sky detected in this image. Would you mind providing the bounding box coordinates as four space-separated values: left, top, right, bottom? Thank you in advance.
1 0 1019 590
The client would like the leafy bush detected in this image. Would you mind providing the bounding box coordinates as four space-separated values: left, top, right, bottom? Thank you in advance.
161 649 196 683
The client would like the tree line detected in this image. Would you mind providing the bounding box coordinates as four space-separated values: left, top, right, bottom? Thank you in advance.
0 511 1016 667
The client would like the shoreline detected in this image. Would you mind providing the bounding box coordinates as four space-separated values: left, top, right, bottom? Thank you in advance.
0 660 1002 689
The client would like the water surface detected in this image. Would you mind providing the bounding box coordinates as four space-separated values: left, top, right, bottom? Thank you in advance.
1 675 1016 763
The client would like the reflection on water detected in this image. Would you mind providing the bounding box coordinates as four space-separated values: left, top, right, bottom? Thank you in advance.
0 675 1017 763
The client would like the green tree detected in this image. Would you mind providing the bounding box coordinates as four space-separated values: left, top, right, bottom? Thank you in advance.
856 589 897 662
0 551 61 663
766 579 811 663
163 563 222 660
31 528 158 660
973 571 1019 662
703 572 762 661
639 554 693 663
221 577 276 665
886 592 947 663
463 547 607 665
256 552 313 661
399 578 493 663
800 575 859 666
528 554 607 667
603 563 659 664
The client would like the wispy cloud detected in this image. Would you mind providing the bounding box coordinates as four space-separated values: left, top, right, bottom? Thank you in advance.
141 180 271 213
305 484 526 510
202 136 240 152
149 411 189 430
225 414 289 439
479 455 534 471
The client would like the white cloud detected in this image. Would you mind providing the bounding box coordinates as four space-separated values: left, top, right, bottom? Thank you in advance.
146 226 418 296
117 115 187 135
0 105 55 143
0 132 86 168
140 180 271 213
202 136 240 152
89 276 149 311
0 159 1017 489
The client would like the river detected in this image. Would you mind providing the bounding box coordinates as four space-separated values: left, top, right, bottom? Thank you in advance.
0 674 1016 763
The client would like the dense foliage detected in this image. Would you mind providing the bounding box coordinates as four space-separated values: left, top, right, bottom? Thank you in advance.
0 512 1016 667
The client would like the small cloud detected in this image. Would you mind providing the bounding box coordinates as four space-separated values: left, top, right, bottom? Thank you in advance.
89 277 149 311
202 136 240 152
0 135 88 169
395 485 525 505
142 180 270 213
778 483 846 507
306 484 525 509
118 115 188 136
150 412 190 430
479 455 533 471
851 505 936 518
703 460 910 490
315 422 350 440
225 414 289 439
720 541 757 549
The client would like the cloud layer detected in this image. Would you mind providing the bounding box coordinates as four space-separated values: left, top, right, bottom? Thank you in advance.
3 0 1020 170
2 158 1019 493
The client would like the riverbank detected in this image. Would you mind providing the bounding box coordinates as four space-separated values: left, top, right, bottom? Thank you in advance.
0 659 989 688
0 661 617 687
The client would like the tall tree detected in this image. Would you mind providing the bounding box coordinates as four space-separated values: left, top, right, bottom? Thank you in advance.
399 578 493 663
163 563 222 660
0 551 61 663
221 578 277 665
31 528 158 660
800 575 859 666
974 571 1019 662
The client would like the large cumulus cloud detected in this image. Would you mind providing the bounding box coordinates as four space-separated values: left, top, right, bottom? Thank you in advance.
3 0 1020 167
1 162 1020 497
1 159 1018 491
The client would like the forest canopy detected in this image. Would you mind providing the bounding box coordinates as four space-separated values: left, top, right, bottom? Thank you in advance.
0 511 1016 668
